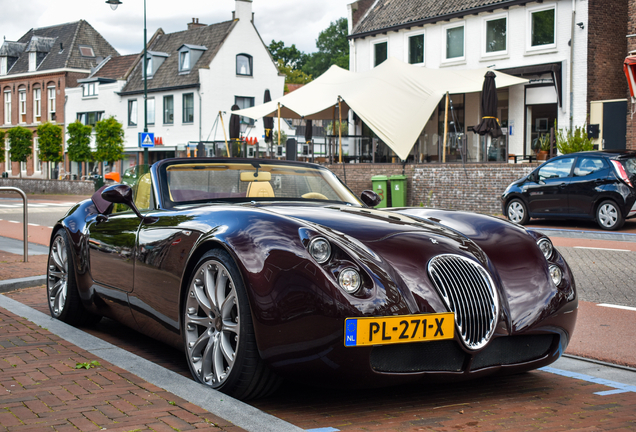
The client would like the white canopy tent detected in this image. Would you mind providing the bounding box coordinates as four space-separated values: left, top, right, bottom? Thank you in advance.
234 57 528 161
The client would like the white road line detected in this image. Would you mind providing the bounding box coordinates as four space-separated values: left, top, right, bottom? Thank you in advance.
597 303 636 312
7 220 19 224
27 223 40 227
573 246 631 252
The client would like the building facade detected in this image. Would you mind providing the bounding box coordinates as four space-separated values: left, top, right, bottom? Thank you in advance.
0 20 119 178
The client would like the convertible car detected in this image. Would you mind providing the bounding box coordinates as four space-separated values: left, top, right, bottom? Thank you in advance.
47 158 577 400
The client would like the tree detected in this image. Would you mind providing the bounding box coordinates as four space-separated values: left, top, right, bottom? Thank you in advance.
276 60 312 85
0 129 5 164
556 124 593 154
94 116 124 172
7 126 33 178
268 40 307 69
37 122 64 179
66 121 93 177
302 18 349 78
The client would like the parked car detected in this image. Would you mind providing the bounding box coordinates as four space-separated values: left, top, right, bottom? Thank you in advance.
47 158 577 400
502 150 636 230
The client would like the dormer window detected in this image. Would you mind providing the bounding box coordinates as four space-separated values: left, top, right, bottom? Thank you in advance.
145 51 168 78
236 54 252 76
83 82 98 97
79 45 95 57
0 57 6 75
177 44 207 73
146 57 153 77
28 52 36 71
180 51 190 71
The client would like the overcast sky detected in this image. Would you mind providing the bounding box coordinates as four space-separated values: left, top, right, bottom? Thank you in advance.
1 0 352 55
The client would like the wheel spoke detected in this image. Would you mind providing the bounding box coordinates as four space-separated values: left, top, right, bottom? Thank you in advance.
200 334 215 379
214 269 229 312
220 331 235 365
204 265 218 310
212 333 226 381
49 270 64 280
192 277 213 316
53 281 67 314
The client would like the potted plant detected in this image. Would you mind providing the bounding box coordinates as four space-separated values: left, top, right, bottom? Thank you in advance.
537 134 550 160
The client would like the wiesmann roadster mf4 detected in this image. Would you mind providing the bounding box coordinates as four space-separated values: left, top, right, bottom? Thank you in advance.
47 158 577 400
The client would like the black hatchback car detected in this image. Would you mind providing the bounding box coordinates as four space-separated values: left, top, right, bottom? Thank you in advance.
502 150 636 230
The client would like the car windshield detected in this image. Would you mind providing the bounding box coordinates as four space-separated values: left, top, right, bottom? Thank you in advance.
159 160 362 206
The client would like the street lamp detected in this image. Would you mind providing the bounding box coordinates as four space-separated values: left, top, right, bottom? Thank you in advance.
106 0 149 167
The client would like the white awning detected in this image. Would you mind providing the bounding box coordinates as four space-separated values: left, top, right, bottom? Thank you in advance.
234 57 528 160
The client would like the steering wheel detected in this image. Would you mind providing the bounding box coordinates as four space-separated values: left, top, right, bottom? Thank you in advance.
301 192 329 200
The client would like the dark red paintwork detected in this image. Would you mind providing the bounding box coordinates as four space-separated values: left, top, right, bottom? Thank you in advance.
51 158 577 388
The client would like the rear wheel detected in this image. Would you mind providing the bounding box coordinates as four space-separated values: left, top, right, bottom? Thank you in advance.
596 200 624 230
506 199 529 225
183 249 280 400
47 230 101 326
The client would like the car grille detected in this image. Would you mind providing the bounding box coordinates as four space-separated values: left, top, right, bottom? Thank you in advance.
428 254 499 350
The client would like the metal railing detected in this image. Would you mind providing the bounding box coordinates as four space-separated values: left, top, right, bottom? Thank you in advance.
0 187 28 262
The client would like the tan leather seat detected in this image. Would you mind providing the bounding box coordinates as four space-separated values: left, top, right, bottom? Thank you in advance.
246 181 275 198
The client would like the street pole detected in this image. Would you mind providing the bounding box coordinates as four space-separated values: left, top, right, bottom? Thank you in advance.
143 0 149 166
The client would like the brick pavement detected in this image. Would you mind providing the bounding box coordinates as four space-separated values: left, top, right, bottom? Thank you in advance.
0 306 245 432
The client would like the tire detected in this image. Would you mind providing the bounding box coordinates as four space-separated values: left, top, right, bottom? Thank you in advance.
596 200 624 230
183 249 281 400
506 199 529 225
47 230 102 326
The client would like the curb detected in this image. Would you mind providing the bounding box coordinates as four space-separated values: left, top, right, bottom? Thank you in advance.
0 275 47 293
0 295 304 432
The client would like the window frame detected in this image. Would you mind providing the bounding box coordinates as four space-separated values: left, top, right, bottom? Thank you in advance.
404 29 425 65
3 90 11 125
236 54 253 76
79 45 95 57
47 86 56 122
33 136 41 173
0 57 7 75
77 111 104 126
442 21 466 64
147 97 155 125
235 96 255 126
163 95 174 125
28 52 36 71
4 137 10 171
526 3 557 53
179 51 191 72
182 93 194 124
371 38 388 68
18 88 26 124
482 13 508 58
33 87 41 123
82 82 98 98
128 99 138 127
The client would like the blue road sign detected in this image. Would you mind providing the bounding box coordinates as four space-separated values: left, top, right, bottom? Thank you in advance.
139 132 155 148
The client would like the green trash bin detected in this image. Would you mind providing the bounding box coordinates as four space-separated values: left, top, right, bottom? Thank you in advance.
371 175 389 208
93 175 104 191
389 175 407 207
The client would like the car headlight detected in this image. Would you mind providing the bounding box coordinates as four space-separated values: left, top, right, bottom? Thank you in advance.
537 238 553 260
549 264 562 286
339 268 361 293
309 237 331 264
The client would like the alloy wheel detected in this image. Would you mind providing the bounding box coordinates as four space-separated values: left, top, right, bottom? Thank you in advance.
598 203 618 228
48 235 69 317
184 259 240 387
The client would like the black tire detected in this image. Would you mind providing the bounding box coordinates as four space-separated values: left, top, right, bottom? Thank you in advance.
506 198 529 225
182 249 281 400
596 200 624 230
47 230 102 326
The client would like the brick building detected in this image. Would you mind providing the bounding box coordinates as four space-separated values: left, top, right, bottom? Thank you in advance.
0 20 118 178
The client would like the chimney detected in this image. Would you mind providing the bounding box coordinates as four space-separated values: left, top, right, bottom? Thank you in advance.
187 18 206 30
233 0 253 22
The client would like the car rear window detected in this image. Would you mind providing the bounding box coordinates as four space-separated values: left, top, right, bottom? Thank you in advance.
621 157 636 177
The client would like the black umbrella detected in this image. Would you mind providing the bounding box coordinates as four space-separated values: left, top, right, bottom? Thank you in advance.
305 119 313 143
473 71 503 138
263 90 273 144
229 104 241 157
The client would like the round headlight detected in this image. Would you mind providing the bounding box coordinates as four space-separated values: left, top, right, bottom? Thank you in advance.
549 264 562 286
339 268 361 293
537 238 554 260
309 237 331 264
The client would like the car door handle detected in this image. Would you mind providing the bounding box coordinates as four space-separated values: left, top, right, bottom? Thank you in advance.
559 183 567 188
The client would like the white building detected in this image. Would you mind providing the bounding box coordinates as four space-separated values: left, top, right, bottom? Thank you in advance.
65 0 287 174
347 0 590 162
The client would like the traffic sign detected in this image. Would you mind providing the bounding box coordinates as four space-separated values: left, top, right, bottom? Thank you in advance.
139 132 155 148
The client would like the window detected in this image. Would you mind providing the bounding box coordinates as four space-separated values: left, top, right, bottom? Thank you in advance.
408 33 424 65
147 98 155 125
77 111 103 126
538 157 574 181
4 138 9 171
79 45 95 57
444 23 465 61
33 88 41 123
236 54 252 76
529 5 556 49
163 95 174 124
28 52 36 71
574 157 606 177
33 137 41 173
179 51 190 71
47 86 56 122
235 96 255 126
183 93 194 123
3 90 10 125
18 88 26 124
373 41 387 67
83 82 97 97
146 57 152 78
0 57 6 75
484 16 507 54
128 99 138 126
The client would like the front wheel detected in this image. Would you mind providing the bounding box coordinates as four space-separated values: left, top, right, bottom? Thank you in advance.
183 249 280 400
596 200 624 230
506 199 529 225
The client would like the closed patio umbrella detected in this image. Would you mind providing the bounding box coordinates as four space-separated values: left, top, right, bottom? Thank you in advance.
473 71 503 138
229 104 241 157
263 90 273 157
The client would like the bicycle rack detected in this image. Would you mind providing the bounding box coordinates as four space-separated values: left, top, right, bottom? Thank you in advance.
0 187 29 262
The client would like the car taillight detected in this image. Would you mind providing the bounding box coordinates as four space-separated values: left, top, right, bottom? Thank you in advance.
610 160 634 187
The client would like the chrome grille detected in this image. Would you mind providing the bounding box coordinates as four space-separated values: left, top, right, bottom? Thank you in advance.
427 254 499 350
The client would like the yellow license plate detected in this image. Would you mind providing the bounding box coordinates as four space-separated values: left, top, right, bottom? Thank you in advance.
344 312 455 347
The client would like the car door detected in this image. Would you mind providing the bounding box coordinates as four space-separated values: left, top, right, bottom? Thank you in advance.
567 156 610 217
525 157 575 216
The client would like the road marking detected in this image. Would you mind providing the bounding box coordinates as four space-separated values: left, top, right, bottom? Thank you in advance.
7 220 19 224
573 246 631 252
306 429 340 432
27 223 40 227
540 367 636 395
597 303 636 312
